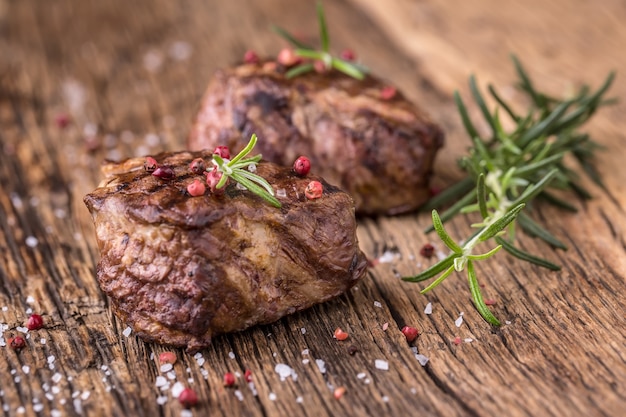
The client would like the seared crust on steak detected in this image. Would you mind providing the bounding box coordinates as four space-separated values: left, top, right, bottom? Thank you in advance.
84 150 367 351
188 62 444 215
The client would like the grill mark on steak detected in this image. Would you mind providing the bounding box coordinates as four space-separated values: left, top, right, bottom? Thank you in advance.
84 149 367 351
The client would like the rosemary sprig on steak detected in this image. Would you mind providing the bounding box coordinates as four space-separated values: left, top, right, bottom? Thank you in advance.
272 1 368 80
210 134 282 208
403 56 615 325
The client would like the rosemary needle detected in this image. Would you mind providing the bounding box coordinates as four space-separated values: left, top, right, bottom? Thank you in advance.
403 57 615 325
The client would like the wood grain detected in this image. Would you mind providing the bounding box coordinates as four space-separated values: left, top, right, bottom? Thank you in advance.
1 0 625 416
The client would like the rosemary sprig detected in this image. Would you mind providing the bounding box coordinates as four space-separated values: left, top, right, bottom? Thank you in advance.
272 1 368 80
404 56 615 325
210 134 282 208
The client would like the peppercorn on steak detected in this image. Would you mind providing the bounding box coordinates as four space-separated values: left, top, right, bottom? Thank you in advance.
84 150 367 351
188 62 444 215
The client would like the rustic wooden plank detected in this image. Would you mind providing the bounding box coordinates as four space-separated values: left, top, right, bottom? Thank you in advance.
1 0 625 416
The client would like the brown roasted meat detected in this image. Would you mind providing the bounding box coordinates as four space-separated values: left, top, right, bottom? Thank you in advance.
188 62 444 215
84 150 367 351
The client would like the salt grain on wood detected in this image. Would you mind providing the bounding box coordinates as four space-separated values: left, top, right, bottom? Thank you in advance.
375 359 389 371
455 313 464 327
424 302 433 315
415 354 429 366
315 359 326 374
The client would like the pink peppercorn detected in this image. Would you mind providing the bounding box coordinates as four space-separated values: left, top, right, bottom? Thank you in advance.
305 181 323 200
178 388 198 408
401 326 419 343
144 156 158 172
223 372 236 387
340 49 356 61
334 327 349 341
152 166 175 179
277 48 300 67
244 50 260 64
244 369 253 382
187 179 206 197
189 158 206 174
206 170 226 194
158 351 176 365
420 243 435 259
27 314 44 331
334 386 347 400
55 113 72 129
453 336 462 345
213 146 230 160
314 60 329 74
293 156 311 176
9 336 26 351
380 86 397 100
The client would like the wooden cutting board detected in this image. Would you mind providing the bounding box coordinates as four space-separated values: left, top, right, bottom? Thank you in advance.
1 0 624 416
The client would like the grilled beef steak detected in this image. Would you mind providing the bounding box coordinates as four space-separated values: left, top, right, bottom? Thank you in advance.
84 150 367 351
188 62 444 215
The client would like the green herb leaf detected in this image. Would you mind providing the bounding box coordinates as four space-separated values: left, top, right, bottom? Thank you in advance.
432 210 463 254
479 203 525 242
273 2 367 80
467 261 501 325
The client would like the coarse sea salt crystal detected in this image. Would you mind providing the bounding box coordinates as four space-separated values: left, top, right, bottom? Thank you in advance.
25 236 38 248
155 376 167 387
302 359 310 365
276 188 286 198
374 301 382 308
357 372 366 379
374 359 389 371
22 366 30 374
160 363 173 373
52 373 62 383
51 409 62 417
122 327 132 337
415 354 429 366
167 371 176 380
33 404 44 412
424 302 433 315
156 396 168 405
169 41 192 61
40 338 46 344
275 364 297 381
16 406 25 414
301 327 306 334
455 312 464 328
81 391 90 400
464 338 473 343
17 326 28 333
228 351 236 359
268 392 277 401
181 410 193 417
47 355 56 364
377 250 399 263
315 359 326 374
382 396 389 403
301 349 309 356
171 381 185 398
234 390 244 401
26 296 35 304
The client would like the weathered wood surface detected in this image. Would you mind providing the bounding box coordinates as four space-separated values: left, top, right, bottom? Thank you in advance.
1 0 625 416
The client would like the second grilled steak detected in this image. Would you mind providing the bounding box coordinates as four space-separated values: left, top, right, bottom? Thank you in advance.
188 62 444 215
